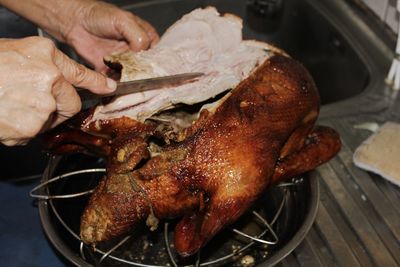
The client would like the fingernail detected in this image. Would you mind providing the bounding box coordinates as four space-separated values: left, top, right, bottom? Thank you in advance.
106 78 117 91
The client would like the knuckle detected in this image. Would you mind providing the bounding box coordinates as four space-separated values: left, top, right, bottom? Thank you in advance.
2 141 14 146
38 37 56 50
24 36 42 44
119 10 132 21
29 119 45 136
0 108 49 146
45 99 57 114
73 64 89 84
27 36 55 51
35 94 57 114
124 11 136 21
2 140 21 146
43 67 62 84
16 118 43 139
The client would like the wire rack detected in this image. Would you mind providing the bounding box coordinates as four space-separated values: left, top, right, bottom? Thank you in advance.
30 155 306 267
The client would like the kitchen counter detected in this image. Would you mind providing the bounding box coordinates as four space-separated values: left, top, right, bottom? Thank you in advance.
277 95 400 267
0 0 399 266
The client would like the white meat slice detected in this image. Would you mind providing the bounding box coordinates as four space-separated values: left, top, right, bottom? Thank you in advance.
88 7 280 124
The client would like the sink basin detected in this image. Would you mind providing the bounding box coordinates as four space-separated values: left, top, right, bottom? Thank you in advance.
0 0 372 179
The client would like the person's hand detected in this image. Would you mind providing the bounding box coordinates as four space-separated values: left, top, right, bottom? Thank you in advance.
54 1 159 72
0 0 159 72
0 37 117 146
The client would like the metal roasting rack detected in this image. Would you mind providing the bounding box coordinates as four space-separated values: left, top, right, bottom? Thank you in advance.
30 156 305 267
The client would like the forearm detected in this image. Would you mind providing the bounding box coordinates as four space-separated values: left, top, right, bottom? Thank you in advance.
0 0 93 41
0 0 159 71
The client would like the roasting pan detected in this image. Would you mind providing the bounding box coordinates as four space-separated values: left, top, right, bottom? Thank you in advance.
36 154 319 266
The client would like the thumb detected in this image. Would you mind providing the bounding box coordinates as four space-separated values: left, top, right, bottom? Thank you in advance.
52 48 117 94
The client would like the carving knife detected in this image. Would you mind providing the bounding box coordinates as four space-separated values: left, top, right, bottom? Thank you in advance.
77 72 203 101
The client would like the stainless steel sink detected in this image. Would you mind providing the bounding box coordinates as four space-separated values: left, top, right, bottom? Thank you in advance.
0 0 388 180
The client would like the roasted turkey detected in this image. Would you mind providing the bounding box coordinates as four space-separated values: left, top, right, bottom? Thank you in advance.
45 7 341 257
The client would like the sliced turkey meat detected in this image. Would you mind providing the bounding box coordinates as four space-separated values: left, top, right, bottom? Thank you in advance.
88 7 284 124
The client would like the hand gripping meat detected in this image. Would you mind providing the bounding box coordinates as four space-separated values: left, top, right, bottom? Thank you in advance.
45 55 341 257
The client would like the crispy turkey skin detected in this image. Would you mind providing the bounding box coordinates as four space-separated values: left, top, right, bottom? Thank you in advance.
44 7 341 257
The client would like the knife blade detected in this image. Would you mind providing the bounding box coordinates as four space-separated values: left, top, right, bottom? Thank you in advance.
77 72 203 101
